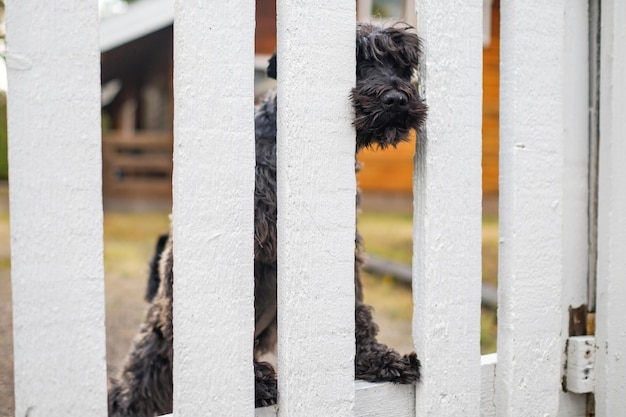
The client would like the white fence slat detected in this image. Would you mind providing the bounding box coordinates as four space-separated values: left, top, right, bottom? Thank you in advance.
256 382 415 417
276 1 356 415
354 382 414 417
558 2 591 415
480 354 497 417
595 0 626 415
496 2 566 416
172 0 255 415
413 1 483 416
6 1 107 416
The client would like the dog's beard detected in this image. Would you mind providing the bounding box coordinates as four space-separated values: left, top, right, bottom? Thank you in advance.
351 83 427 150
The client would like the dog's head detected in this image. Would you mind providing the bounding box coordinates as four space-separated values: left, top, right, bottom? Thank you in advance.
352 23 427 150
266 23 426 150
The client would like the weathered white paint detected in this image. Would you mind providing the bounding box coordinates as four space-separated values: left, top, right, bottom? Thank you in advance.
256 380 427 416
172 0 255 415
561 0 591 340
6 1 107 416
480 354 497 417
275 1 356 415
595 0 626 415
353 381 414 417
557 2 591 416
413 1 483 416
497 2 567 416
565 336 596 394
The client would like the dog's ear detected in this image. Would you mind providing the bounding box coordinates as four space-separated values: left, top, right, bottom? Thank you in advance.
401 30 422 70
355 23 375 62
267 52 277 80
389 25 422 69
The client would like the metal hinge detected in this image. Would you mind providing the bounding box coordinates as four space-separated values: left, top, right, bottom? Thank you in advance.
566 335 596 394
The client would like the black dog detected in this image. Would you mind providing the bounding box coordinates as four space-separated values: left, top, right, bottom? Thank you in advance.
108 22 427 416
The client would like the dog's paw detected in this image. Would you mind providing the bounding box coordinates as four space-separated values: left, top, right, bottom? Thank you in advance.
255 377 277 408
356 349 421 384
255 361 277 408
378 351 421 383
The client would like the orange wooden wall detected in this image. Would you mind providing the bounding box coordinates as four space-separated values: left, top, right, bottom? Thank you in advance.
256 0 277 55
482 0 500 195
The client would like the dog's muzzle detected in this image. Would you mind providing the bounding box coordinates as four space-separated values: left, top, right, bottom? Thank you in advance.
381 90 409 111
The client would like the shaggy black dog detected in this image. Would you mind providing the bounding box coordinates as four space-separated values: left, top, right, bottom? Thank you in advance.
108 22 427 416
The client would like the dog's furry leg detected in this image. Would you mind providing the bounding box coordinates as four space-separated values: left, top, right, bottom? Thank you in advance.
354 302 421 383
145 233 169 303
353 213 420 383
254 361 277 407
108 300 174 417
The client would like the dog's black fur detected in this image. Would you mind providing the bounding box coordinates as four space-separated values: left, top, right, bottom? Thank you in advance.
108 22 427 416
144 233 168 302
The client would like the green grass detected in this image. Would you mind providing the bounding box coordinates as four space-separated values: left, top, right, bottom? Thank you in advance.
0 96 7 180
358 211 414 265
103 211 170 279
0 212 9 271
359 211 499 287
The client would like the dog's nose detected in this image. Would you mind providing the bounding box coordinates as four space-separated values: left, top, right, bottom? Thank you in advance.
382 90 409 110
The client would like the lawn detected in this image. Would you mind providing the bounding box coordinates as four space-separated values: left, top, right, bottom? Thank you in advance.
0 97 7 180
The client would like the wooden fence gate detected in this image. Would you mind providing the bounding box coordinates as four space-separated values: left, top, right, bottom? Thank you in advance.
6 0 625 416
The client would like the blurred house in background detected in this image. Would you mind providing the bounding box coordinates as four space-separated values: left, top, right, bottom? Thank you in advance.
100 0 499 210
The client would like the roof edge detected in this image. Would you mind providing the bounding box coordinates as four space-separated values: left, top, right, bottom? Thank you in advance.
100 0 174 52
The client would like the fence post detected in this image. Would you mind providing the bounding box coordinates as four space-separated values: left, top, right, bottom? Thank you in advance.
275 0 356 415
558 1 592 415
496 2 567 415
595 0 626 415
412 1 483 415
6 1 107 416
172 0 256 415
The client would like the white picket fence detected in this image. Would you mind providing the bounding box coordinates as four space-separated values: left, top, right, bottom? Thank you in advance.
5 0 625 416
